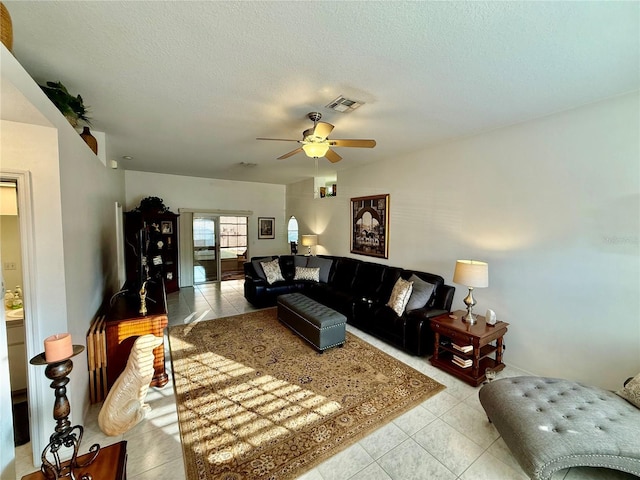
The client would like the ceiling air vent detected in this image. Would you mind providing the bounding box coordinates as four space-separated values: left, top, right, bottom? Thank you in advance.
325 96 364 113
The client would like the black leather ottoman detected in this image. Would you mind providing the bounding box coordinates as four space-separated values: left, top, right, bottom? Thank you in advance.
277 293 346 352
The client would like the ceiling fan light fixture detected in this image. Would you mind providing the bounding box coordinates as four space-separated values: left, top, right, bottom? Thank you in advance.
302 143 330 158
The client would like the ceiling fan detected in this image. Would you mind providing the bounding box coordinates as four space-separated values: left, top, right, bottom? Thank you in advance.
256 112 376 163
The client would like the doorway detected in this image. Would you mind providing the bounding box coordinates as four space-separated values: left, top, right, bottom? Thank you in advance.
1 180 29 449
193 215 247 283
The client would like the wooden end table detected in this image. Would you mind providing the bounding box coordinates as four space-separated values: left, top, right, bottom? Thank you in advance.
21 441 127 480
430 310 509 387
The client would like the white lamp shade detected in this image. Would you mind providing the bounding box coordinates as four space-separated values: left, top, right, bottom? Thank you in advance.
300 235 318 247
302 143 330 158
453 260 488 288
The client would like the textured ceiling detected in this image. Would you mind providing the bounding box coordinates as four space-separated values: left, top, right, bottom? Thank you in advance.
4 1 639 185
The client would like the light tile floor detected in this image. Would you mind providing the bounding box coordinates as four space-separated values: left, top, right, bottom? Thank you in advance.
14 280 637 480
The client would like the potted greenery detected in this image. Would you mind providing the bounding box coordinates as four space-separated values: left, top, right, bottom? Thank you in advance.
39 81 90 127
134 197 170 215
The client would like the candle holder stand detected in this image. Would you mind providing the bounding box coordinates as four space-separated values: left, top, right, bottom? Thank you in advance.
30 345 101 480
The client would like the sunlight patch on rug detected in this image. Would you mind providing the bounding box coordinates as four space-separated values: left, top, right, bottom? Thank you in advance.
169 307 445 480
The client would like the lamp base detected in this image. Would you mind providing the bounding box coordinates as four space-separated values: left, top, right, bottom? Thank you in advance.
461 310 477 325
462 287 477 325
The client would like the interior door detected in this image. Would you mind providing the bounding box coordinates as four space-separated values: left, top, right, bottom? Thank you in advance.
193 215 218 283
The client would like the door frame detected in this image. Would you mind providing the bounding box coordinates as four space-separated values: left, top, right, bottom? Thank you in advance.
178 208 252 287
0 169 44 469
193 213 220 284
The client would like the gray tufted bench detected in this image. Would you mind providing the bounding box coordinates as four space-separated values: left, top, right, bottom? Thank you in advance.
277 293 346 352
479 376 640 480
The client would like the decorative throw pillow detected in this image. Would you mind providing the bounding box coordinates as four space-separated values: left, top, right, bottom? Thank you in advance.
386 277 413 316
260 258 284 285
306 256 333 283
405 274 436 312
293 266 320 282
616 373 640 409
294 255 308 268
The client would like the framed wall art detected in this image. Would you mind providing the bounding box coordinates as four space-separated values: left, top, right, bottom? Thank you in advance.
160 221 173 235
258 217 275 239
351 194 389 258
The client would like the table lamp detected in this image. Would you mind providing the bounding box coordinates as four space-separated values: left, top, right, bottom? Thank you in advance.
453 260 489 324
300 234 318 256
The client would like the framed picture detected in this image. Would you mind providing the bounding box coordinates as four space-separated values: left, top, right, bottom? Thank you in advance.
160 221 173 235
258 217 275 239
351 194 390 258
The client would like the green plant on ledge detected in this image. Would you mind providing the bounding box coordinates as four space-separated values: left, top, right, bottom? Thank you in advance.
134 196 170 214
39 81 91 127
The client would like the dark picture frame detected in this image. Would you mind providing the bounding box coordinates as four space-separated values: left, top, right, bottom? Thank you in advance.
160 221 173 235
258 217 275 239
351 194 390 258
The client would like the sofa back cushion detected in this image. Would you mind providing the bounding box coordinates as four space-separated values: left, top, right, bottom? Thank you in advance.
352 261 386 298
330 257 359 291
294 255 308 268
379 267 402 303
307 256 333 283
278 255 296 280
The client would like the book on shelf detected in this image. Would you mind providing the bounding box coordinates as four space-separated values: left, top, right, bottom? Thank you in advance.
452 343 473 353
452 355 473 368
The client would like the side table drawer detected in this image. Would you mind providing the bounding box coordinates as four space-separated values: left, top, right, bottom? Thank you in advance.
432 323 474 345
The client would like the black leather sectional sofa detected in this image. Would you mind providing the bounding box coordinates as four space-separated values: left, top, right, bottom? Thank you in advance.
243 255 455 356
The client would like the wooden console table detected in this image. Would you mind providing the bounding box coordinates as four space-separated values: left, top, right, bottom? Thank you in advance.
21 441 127 480
430 310 509 386
104 281 169 390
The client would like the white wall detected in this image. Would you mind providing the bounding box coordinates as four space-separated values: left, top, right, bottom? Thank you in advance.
287 92 640 390
0 216 23 290
125 171 287 259
1 45 125 465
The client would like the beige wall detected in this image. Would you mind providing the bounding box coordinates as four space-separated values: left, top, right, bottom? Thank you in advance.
1 45 126 464
0 216 23 290
287 92 640 390
125 171 287 260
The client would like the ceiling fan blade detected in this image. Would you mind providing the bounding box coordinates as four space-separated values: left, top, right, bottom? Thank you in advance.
325 148 342 163
312 122 334 140
277 147 303 159
329 139 376 148
256 137 300 142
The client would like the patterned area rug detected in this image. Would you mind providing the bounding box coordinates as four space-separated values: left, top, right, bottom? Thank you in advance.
169 308 445 480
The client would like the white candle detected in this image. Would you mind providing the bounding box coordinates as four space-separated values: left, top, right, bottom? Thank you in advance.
44 333 73 362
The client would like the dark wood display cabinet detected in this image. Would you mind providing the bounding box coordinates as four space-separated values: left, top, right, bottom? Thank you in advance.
124 211 179 293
